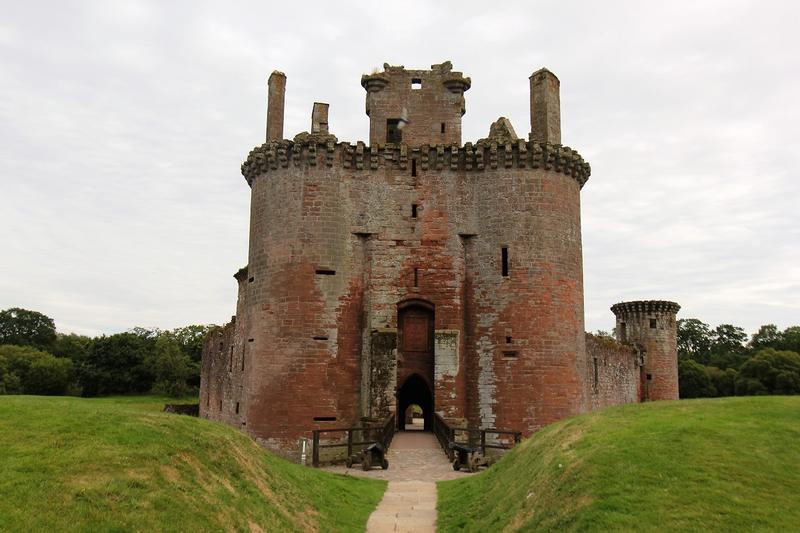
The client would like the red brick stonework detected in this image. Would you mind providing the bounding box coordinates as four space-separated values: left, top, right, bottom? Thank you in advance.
198 62 680 459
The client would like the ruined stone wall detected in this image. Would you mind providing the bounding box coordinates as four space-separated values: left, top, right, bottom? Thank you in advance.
362 62 470 146
199 270 248 428
585 333 640 410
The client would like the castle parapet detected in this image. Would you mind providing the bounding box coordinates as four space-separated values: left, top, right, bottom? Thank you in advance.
241 139 591 188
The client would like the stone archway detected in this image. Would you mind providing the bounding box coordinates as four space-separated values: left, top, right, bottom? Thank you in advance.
397 300 435 430
397 374 434 431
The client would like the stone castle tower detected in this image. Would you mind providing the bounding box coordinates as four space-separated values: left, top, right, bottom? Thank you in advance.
199 61 680 457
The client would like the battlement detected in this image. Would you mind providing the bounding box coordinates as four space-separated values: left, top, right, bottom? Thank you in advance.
611 301 681 316
240 137 590 187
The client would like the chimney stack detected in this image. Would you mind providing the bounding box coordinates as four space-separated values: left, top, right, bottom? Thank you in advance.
529 68 561 144
311 102 329 134
266 71 286 141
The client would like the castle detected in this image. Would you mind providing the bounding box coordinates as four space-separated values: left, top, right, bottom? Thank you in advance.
199 61 680 458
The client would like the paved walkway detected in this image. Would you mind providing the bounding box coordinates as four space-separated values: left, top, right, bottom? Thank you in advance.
324 428 476 532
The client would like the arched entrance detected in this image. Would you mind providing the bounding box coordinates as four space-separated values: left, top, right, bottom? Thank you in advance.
397 374 433 431
397 300 435 431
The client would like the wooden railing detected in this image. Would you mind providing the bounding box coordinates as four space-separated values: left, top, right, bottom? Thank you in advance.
311 414 395 467
433 413 521 460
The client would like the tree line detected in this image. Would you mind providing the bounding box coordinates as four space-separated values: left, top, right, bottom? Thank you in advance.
0 307 216 397
677 319 800 398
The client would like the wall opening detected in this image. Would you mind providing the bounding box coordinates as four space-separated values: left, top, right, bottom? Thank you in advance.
411 203 418 218
387 119 402 143
650 318 657 329
228 346 233 372
440 122 445 134
313 416 337 422
503 350 518 358
315 269 336 275
313 335 328 341
501 247 509 277
593 357 599 389
235 402 240 414
411 159 417 177
248 276 254 283
506 336 513 344
397 300 435 431
403 404 424 430
411 78 422 89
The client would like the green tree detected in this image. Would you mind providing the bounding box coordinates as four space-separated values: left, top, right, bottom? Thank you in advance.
780 326 800 353
0 344 75 395
749 324 783 350
80 333 155 396
707 366 738 397
0 308 57 349
737 348 800 395
677 318 713 363
678 359 715 398
710 324 748 355
50 333 92 363
147 333 196 397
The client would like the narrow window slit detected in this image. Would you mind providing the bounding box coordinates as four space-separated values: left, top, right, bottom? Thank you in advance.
441 122 445 133
650 318 657 328
411 204 418 218
503 351 518 358
248 276 254 283
313 416 337 422
501 247 509 277
411 159 417 177
315 269 336 276
313 336 328 341
413 268 419 288
235 402 240 414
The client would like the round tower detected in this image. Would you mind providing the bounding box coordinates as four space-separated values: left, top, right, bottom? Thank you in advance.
610 300 680 401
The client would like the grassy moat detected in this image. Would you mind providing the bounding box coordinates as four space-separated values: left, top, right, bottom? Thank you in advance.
438 396 800 531
1 396 798 531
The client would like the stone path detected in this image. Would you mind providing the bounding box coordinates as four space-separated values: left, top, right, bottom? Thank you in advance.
324 429 476 532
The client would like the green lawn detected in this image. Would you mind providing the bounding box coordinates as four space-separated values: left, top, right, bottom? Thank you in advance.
0 395 385 532
438 397 800 531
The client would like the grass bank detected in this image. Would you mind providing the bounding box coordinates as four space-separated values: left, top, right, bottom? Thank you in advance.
0 395 385 532
438 396 800 531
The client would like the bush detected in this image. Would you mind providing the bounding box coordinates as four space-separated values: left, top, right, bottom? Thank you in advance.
79 333 155 396
737 348 800 395
0 345 75 395
147 334 196 397
679 359 715 398
707 366 738 397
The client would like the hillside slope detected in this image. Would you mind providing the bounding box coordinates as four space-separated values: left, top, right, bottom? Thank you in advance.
438 397 800 531
0 396 384 532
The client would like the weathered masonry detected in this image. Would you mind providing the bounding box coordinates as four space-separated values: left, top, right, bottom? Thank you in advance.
199 61 680 458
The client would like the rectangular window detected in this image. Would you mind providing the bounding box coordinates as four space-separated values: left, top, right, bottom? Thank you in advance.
501 247 509 277
441 122 445 134
387 119 402 143
413 268 419 288
506 336 513 344
411 204 418 218
235 402 240 414
411 159 417 177
313 416 337 422
313 336 328 341
502 350 518 358
411 78 422 89
650 318 657 329
315 269 336 275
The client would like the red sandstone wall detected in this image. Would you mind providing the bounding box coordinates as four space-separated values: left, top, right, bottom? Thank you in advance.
201 139 591 456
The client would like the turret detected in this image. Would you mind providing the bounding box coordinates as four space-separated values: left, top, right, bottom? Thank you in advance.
361 61 470 146
611 300 681 401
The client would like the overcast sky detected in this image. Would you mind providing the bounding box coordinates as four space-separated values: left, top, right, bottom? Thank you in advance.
1 0 798 337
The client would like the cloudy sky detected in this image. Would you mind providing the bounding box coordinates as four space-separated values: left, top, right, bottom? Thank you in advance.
1 1 798 337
